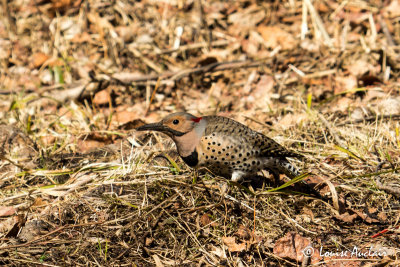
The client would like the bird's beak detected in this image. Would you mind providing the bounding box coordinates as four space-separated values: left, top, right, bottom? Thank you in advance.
136 122 166 132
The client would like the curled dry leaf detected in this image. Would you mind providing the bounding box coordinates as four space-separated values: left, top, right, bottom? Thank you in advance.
236 225 251 240
18 219 48 242
200 213 212 227
273 232 318 262
257 25 297 50
93 89 111 105
334 75 358 94
114 110 138 124
222 236 247 252
77 139 106 153
31 52 49 69
0 206 17 217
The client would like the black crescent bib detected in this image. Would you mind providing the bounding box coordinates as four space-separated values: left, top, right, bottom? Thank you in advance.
181 149 199 167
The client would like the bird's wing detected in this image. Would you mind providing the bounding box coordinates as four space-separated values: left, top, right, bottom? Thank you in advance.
256 133 302 158
203 116 301 158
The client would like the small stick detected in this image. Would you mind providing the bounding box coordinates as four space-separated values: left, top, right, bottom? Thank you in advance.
317 113 346 148
111 60 270 84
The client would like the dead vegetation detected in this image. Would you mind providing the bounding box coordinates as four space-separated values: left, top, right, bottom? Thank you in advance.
0 0 400 266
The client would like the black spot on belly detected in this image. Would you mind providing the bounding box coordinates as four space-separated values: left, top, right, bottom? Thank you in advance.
181 149 198 167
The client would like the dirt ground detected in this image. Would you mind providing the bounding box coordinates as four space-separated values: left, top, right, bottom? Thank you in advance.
0 0 400 266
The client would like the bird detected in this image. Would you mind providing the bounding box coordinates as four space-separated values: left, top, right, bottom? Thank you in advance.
137 112 302 182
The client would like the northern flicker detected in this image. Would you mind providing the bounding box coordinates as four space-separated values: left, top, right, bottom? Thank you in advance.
137 112 302 182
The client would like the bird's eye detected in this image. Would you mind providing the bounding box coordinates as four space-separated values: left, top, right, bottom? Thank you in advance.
173 119 179 125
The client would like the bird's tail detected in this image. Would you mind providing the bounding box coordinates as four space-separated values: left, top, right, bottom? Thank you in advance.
276 159 300 178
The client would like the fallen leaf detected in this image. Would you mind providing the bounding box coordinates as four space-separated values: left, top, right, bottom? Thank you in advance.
303 175 331 195
334 211 359 223
51 0 82 11
0 206 17 217
278 113 308 130
273 232 317 262
200 214 212 227
114 110 138 124
258 25 297 50
32 197 48 209
236 225 251 240
41 135 56 146
377 97 400 115
93 89 111 105
222 236 246 252
115 25 138 43
334 75 358 93
31 52 49 68
383 0 400 18
77 139 105 153
18 219 48 242
5 215 26 238
228 6 265 36
145 237 154 246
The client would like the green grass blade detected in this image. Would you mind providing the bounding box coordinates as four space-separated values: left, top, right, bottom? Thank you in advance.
267 172 310 192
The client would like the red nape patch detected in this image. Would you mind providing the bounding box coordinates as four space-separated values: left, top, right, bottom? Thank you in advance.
191 117 203 123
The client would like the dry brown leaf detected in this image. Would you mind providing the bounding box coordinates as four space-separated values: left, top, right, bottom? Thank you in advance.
0 206 17 217
228 6 265 36
383 0 400 18
40 135 56 146
245 74 275 109
93 90 111 106
145 237 154 246
347 59 380 77
4 215 26 238
332 97 353 113
114 111 138 124
87 12 113 31
18 219 48 242
236 225 251 240
241 39 259 56
334 75 358 93
222 236 246 252
377 97 400 115
352 209 379 224
273 232 315 262
32 197 48 209
303 175 331 195
278 113 308 130
115 25 138 43
200 214 212 227
51 0 81 10
377 211 388 221
71 32 92 43
334 211 358 223
0 216 18 236
77 139 106 153
31 52 49 68
257 25 297 50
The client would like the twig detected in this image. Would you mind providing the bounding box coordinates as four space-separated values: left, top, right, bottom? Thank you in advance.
0 221 105 250
376 178 400 197
151 40 229 55
337 114 400 126
304 0 332 47
378 15 396 47
111 60 270 84
317 113 347 148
